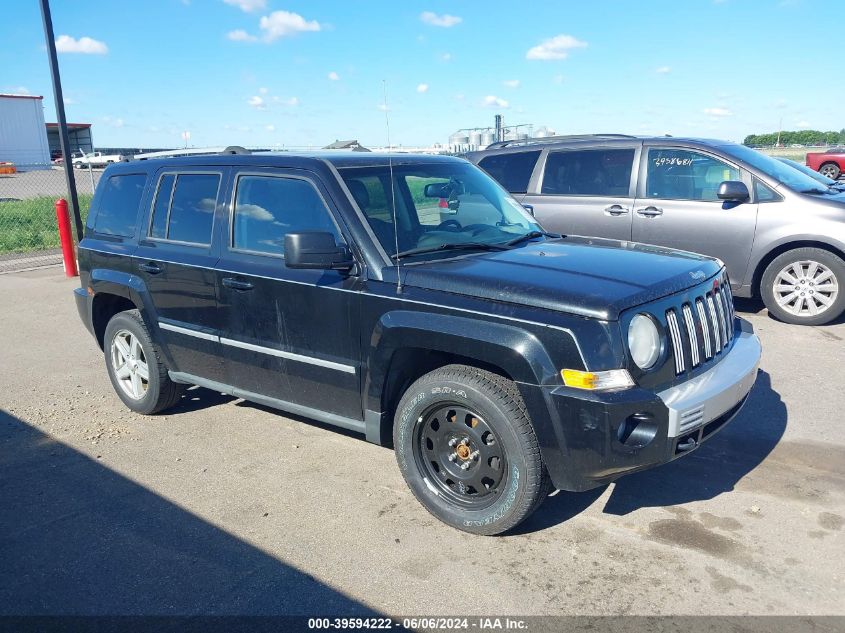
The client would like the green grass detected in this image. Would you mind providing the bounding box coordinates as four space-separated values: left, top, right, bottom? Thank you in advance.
0 195 92 254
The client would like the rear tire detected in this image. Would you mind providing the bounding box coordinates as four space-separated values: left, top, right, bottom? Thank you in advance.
819 162 841 180
760 247 845 325
104 309 185 414
393 364 550 535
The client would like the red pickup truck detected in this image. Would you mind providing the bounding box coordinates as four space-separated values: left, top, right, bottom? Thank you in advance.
806 148 845 180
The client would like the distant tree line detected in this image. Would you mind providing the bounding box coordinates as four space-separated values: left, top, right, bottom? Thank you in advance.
744 129 845 147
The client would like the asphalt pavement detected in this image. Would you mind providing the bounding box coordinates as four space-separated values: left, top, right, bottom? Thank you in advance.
0 268 842 617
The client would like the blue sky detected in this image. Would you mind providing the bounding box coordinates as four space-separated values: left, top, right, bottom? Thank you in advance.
3 0 839 149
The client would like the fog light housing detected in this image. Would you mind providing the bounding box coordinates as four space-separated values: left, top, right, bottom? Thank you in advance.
616 412 658 448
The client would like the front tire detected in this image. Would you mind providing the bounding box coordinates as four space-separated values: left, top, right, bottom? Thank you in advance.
760 247 844 325
393 365 550 535
104 310 184 414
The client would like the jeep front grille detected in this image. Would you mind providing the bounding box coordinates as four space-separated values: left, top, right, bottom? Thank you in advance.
665 282 735 376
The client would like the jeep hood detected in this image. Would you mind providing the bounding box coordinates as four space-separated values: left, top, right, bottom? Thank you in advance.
398 237 723 321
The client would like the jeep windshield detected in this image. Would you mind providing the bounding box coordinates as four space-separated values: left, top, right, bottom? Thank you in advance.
722 144 833 195
338 161 544 261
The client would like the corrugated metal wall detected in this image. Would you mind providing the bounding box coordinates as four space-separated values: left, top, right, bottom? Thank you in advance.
0 96 51 168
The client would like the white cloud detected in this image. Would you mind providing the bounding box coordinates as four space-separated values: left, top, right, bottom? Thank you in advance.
703 107 732 117
258 86 268 94
482 95 509 109
63 97 77 105
223 0 266 12
553 74 565 84
420 11 462 27
227 29 257 41
417 83 429 93
5 86 30 95
265 124 276 132
55 35 108 54
440 52 452 62
259 11 321 41
503 79 520 88
797 120 811 128
102 116 124 128
377 104 390 112
271 95 299 106
655 66 671 74
526 34 586 60
248 95 266 109
327 71 340 81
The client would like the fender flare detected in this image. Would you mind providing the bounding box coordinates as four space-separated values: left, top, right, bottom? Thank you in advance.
363 309 567 448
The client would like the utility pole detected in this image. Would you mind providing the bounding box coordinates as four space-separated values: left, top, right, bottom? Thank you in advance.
39 0 84 241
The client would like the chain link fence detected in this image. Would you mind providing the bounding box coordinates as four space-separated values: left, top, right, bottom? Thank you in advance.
0 163 101 273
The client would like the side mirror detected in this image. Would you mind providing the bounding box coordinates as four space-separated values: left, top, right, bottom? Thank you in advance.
424 183 449 198
284 232 353 271
717 181 749 202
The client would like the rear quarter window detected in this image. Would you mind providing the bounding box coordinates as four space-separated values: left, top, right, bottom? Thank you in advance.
91 174 147 237
478 151 541 193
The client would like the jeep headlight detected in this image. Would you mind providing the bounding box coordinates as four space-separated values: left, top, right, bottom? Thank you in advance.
628 314 662 370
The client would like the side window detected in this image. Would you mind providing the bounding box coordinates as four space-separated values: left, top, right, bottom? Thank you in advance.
232 176 338 256
478 151 540 193
541 148 635 196
646 148 740 201
92 174 147 237
754 179 782 203
148 173 220 244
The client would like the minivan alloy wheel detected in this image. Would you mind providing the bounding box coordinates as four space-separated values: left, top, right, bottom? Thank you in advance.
773 260 839 317
110 329 150 400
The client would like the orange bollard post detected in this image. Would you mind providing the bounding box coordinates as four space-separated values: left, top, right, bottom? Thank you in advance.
55 198 79 277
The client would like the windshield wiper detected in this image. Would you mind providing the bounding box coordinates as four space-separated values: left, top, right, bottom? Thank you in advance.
799 188 829 195
503 230 562 247
392 242 510 261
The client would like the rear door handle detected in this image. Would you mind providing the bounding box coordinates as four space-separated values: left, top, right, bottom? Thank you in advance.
636 206 664 217
604 204 630 216
222 277 254 291
138 262 163 274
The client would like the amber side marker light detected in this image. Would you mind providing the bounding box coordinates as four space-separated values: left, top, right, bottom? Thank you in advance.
561 368 634 391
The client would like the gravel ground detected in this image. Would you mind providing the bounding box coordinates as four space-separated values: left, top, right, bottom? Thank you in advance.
0 268 843 617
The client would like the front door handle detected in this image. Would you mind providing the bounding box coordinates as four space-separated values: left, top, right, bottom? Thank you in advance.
222 277 254 291
138 262 163 274
636 206 664 218
604 204 630 216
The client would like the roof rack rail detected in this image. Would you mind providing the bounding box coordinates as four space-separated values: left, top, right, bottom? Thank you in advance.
483 134 637 150
221 145 251 155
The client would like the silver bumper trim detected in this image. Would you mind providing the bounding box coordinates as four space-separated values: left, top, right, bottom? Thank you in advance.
658 328 761 437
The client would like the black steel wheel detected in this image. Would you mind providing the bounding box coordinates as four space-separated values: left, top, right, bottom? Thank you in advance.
394 364 551 535
414 403 507 509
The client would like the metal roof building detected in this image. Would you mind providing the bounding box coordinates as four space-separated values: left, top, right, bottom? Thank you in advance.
0 94 51 168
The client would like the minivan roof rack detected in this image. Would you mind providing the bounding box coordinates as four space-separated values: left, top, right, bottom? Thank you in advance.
484 134 637 150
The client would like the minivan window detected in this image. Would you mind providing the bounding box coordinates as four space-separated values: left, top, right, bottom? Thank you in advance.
149 173 220 244
541 148 634 197
645 148 740 201
755 179 782 203
232 175 338 256
92 174 146 237
478 151 541 193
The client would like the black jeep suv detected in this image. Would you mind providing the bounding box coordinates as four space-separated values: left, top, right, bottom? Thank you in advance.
74 151 761 534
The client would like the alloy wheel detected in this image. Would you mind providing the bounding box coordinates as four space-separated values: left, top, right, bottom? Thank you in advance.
773 260 839 318
110 329 150 400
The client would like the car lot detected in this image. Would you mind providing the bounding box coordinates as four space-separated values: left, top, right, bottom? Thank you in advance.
0 268 843 616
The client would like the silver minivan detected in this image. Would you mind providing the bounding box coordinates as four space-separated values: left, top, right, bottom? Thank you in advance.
468 135 845 325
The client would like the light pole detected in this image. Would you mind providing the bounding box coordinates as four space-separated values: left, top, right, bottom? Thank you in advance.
39 0 84 241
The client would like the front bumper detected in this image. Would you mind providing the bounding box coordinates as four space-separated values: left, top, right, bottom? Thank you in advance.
524 320 761 492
